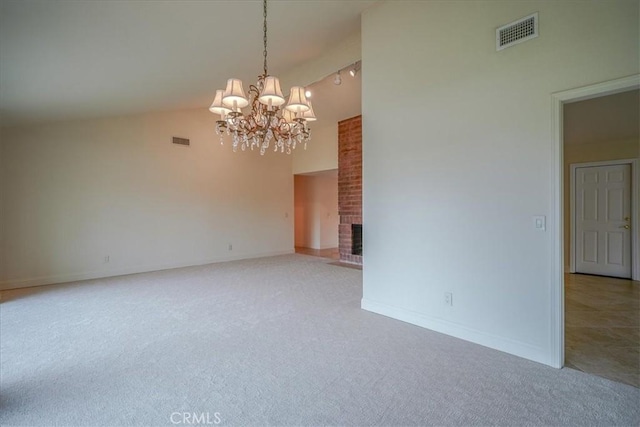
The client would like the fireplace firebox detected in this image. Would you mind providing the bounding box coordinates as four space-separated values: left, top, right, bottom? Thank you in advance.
351 224 362 256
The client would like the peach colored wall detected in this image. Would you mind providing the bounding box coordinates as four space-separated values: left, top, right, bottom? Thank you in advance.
0 136 3 281
294 172 338 250
294 175 309 248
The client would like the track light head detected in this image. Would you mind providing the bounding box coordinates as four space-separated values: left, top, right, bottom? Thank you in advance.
349 61 361 77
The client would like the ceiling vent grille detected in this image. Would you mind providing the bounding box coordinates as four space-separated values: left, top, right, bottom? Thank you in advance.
496 12 538 51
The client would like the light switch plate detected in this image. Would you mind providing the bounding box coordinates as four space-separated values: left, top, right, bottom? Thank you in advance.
533 215 546 231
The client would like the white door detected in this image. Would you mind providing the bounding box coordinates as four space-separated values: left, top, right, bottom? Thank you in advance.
575 164 632 278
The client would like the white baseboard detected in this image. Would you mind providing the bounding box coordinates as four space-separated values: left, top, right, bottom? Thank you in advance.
361 298 552 367
0 249 294 291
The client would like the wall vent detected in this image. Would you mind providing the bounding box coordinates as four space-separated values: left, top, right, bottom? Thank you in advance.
496 12 538 51
172 137 190 146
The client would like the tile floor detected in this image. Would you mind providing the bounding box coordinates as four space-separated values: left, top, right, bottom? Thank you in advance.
294 247 363 270
565 273 639 387
294 246 339 260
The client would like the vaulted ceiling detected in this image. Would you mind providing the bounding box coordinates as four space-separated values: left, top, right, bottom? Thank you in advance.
0 0 375 126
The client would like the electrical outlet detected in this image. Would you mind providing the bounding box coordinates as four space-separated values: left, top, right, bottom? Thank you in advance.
228 243 233 251
444 292 453 306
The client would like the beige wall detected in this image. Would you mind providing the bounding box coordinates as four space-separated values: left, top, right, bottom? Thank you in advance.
292 78 361 174
294 172 339 249
0 108 294 289
279 31 361 97
292 51 362 175
563 138 639 268
284 30 361 175
293 123 339 175
362 0 639 366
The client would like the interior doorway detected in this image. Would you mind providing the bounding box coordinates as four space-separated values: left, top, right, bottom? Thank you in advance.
294 169 339 260
557 81 639 387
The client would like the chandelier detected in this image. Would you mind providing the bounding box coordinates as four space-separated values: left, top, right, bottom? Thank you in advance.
209 0 315 155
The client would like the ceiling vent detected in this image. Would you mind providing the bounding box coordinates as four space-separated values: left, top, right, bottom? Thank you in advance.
496 12 538 51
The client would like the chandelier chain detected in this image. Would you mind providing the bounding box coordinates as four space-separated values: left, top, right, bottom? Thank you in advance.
263 0 268 76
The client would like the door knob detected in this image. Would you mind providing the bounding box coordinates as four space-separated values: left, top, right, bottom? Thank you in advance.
620 225 630 229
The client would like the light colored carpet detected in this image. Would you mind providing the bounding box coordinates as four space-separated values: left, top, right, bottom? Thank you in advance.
1 254 638 426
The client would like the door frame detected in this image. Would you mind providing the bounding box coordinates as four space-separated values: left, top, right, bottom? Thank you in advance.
550 73 640 369
569 159 638 278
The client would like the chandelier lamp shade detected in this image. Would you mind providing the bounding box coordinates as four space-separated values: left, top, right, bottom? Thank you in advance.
209 0 315 155
259 76 286 107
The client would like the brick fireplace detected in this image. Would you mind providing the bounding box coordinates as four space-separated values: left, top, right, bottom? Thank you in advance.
338 115 362 265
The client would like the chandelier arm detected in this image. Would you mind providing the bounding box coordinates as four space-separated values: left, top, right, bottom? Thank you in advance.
248 84 260 98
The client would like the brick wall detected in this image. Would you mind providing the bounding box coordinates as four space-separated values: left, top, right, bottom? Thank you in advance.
338 115 362 265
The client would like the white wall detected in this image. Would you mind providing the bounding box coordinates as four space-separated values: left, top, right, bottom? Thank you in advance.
294 172 339 249
362 0 639 366
0 108 293 289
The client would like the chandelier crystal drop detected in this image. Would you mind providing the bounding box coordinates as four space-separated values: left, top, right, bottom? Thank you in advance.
209 0 315 155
